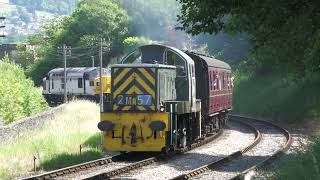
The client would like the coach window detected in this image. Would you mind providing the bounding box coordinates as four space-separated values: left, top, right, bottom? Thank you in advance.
166 50 186 77
209 71 212 90
228 74 230 89
212 71 215 90
214 72 216 90
78 78 83 88
215 72 220 91
222 72 225 90
217 73 222 91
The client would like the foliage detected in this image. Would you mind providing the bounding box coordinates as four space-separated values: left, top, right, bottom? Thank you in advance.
13 44 37 69
123 36 158 53
271 137 320 179
27 0 129 85
176 0 320 79
0 100 103 179
0 55 47 124
233 71 320 122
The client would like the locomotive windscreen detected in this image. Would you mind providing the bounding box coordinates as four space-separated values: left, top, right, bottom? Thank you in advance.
122 45 166 64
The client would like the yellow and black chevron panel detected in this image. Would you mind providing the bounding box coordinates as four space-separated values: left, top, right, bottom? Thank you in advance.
111 67 157 111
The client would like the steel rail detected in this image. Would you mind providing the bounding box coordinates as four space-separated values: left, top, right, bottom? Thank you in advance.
24 129 223 180
24 155 118 180
229 115 293 180
170 117 262 180
82 129 224 180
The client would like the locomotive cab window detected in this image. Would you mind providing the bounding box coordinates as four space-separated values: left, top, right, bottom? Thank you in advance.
166 50 186 77
122 49 142 64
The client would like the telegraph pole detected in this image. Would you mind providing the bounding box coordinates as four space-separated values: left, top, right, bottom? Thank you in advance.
99 37 103 112
63 44 68 103
0 17 5 38
91 56 95 67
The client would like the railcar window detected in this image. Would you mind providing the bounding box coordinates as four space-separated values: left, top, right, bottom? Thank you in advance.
61 78 64 89
52 80 54 89
166 50 186 76
78 78 83 88
90 81 94 86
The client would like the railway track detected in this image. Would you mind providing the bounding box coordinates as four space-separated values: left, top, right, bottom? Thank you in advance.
24 115 291 180
171 115 292 180
87 119 259 180
24 129 223 180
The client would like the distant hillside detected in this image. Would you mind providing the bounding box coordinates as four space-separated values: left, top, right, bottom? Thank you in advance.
0 0 80 43
10 0 80 15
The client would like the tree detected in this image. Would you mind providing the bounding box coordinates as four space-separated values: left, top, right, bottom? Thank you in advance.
176 0 320 78
27 0 129 84
14 44 36 69
123 36 158 53
0 54 47 124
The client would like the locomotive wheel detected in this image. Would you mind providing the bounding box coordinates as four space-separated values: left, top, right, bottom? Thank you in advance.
161 146 170 154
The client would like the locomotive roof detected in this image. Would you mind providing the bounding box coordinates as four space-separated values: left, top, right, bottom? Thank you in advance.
123 44 230 70
122 44 195 65
112 64 176 69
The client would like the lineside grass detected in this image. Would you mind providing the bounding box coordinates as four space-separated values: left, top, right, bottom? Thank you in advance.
262 137 320 179
0 100 103 179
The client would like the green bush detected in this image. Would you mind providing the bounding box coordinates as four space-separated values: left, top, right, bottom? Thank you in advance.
233 71 320 122
0 55 48 124
273 138 320 179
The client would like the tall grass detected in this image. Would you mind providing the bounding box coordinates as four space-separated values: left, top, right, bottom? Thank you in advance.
0 100 102 179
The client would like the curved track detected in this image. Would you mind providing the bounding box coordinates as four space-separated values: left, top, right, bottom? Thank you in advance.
24 130 223 180
97 120 259 180
173 115 292 180
24 115 291 180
